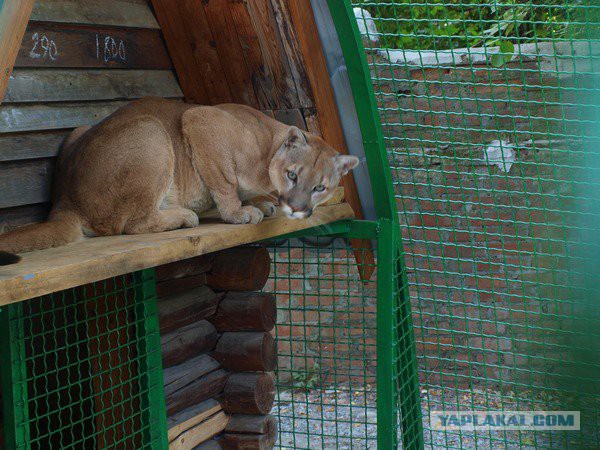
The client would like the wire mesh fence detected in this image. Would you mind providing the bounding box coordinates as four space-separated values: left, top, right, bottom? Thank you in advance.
0 271 166 449
351 0 600 448
265 237 380 449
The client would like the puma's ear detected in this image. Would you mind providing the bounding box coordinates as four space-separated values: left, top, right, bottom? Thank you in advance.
334 155 360 176
284 126 307 148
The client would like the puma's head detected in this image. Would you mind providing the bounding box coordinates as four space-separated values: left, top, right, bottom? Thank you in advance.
269 126 359 219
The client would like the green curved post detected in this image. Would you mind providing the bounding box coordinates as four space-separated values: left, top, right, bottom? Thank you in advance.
325 1 424 449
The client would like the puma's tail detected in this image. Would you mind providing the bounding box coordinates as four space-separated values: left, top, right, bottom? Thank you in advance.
0 252 21 265
0 211 83 265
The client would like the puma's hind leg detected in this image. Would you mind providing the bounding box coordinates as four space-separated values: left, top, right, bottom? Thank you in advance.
124 207 199 234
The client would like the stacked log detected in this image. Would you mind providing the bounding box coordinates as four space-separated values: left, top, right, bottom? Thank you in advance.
156 247 278 450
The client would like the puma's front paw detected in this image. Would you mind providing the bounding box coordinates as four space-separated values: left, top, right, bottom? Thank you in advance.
223 205 264 224
182 210 200 228
254 201 277 217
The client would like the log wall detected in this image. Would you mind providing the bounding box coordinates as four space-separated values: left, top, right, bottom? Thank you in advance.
157 246 278 450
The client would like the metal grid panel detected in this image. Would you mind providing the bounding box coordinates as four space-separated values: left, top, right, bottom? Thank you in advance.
0 270 167 449
266 237 381 449
352 1 600 448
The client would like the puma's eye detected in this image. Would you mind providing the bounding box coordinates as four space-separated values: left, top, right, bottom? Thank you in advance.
314 184 326 192
287 171 297 181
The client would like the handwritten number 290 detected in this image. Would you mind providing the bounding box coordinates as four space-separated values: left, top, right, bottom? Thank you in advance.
29 32 58 61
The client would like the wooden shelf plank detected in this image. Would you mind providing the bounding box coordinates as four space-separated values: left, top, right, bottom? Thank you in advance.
0 203 353 305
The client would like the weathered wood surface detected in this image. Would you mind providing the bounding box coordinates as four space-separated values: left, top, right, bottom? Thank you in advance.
158 286 223 334
303 107 323 136
156 254 215 283
170 411 229 450
0 100 127 133
30 0 160 29
3 69 182 103
221 432 275 450
193 440 222 450
165 369 229 416
157 273 209 298
222 414 277 450
221 373 275 415
0 203 51 233
177 0 234 105
287 1 376 280
227 0 298 110
15 22 172 69
206 247 271 292
150 0 210 104
0 159 54 209
202 0 259 107
242 0 299 109
163 355 221 398
213 332 277 372
0 130 69 162
225 414 277 436
0 202 354 305
0 0 35 105
270 0 314 108
273 108 306 130
209 292 276 332
168 399 222 442
162 320 218 368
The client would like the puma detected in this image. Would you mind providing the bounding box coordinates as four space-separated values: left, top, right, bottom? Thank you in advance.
0 97 358 265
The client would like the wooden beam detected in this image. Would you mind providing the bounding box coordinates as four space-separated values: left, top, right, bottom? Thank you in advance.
150 0 210 103
0 202 354 305
286 0 376 280
202 0 260 107
0 0 35 105
175 0 233 104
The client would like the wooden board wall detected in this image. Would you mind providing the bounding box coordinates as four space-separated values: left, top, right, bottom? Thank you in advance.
0 0 183 231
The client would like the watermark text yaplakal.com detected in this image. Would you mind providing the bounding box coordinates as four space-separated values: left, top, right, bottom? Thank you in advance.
431 411 580 431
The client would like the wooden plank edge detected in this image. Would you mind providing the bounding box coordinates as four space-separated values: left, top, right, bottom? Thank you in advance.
0 203 354 305
0 0 35 105
168 399 222 442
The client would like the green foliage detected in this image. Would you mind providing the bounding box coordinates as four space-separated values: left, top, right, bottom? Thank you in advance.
292 362 321 391
491 40 515 67
355 0 585 51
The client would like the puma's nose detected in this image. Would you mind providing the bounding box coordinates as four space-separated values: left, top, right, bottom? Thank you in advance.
290 205 312 215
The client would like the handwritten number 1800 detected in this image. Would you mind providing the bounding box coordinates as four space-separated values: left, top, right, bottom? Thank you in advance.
96 34 126 63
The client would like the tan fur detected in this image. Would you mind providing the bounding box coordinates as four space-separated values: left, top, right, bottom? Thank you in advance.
0 97 358 258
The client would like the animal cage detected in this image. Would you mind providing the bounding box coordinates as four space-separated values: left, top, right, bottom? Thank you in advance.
0 1 598 450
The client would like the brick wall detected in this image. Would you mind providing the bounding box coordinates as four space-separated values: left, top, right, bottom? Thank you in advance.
374 42 595 389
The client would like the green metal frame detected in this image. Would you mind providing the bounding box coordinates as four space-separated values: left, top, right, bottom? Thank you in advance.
325 2 424 448
0 302 31 448
134 269 170 449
